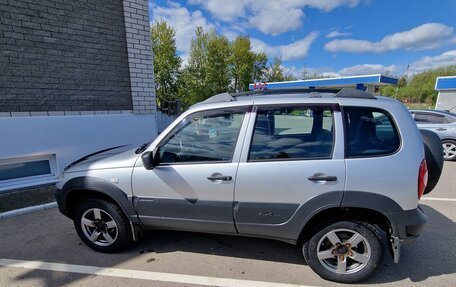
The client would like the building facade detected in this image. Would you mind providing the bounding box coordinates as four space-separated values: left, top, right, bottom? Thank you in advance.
0 0 156 192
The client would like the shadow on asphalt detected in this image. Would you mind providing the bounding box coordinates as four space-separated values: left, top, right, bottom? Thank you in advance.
5 204 456 286
363 204 456 284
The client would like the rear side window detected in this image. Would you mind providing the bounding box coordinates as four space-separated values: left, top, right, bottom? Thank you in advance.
413 112 446 124
343 107 400 158
249 106 334 161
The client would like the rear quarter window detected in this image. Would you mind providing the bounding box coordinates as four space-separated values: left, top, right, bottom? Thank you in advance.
343 107 400 158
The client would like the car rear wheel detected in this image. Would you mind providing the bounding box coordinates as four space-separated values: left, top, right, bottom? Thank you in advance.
74 199 132 253
303 221 383 283
442 139 456 161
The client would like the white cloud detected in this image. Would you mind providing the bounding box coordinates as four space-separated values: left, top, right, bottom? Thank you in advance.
325 23 454 53
338 64 396 75
248 2 304 35
326 29 352 38
189 0 364 35
152 2 214 54
188 0 248 22
251 32 318 60
287 63 397 79
409 50 456 73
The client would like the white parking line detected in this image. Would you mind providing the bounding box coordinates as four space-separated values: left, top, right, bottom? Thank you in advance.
422 197 456 202
0 259 317 287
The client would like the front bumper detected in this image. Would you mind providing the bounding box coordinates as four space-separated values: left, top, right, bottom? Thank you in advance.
54 187 68 217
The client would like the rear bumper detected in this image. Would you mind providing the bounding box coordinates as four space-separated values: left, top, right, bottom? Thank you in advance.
388 205 427 244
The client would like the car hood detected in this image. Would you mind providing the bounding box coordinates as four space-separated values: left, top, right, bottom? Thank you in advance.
65 145 139 173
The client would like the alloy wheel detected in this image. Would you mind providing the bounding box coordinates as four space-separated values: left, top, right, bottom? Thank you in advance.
80 208 118 247
316 228 371 274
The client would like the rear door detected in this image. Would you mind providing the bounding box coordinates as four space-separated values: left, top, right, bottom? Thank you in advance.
233 104 346 240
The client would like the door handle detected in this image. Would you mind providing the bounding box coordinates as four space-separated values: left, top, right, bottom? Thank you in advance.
308 175 337 182
207 174 232 181
436 128 447 131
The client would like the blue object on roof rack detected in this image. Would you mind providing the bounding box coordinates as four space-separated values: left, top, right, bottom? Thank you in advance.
249 74 398 91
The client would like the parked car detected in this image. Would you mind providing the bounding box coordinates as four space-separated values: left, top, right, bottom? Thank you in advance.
55 89 443 283
410 109 456 160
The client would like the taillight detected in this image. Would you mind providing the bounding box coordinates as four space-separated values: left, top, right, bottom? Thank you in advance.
418 159 428 200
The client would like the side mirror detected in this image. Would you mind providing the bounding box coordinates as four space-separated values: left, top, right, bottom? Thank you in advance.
141 147 160 170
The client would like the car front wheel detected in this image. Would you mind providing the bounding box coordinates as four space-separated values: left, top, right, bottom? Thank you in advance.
303 221 383 283
74 199 132 253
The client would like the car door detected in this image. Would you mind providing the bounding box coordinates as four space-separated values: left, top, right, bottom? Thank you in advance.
412 112 449 138
131 107 250 233
233 104 346 240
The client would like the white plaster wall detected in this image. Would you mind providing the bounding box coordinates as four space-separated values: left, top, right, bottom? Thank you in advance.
436 91 456 112
0 114 157 190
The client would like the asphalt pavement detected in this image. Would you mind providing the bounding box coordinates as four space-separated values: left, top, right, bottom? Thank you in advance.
0 162 455 287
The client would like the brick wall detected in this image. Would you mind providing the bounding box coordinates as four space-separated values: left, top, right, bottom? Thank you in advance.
122 0 156 115
0 0 133 112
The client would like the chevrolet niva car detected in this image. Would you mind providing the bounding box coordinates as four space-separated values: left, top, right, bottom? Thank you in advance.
56 88 443 283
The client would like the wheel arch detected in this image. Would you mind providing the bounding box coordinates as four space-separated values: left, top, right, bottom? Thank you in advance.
298 206 392 244
59 176 140 224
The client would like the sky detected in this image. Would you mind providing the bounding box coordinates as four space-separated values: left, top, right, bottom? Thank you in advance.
150 0 456 78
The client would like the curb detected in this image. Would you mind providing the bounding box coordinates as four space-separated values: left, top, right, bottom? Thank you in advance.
0 202 57 220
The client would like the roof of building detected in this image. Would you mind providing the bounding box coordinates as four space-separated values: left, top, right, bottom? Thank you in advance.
435 76 456 91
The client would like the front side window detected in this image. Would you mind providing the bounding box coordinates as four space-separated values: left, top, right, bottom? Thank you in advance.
249 106 334 161
159 109 245 164
344 107 400 157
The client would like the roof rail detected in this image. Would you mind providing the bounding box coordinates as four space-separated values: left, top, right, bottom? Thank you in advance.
231 88 341 97
334 88 376 99
199 88 376 105
202 92 235 104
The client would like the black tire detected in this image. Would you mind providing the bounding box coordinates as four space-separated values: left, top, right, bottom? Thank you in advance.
442 139 456 161
420 129 444 194
74 199 132 253
303 221 383 283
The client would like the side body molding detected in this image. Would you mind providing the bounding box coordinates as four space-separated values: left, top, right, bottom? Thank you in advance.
235 191 344 243
57 176 141 224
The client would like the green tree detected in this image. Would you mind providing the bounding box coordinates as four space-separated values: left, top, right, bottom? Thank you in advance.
380 65 456 104
207 33 231 94
151 20 181 111
179 26 211 106
252 52 268 83
265 57 296 82
397 76 407 88
265 57 284 82
230 35 254 92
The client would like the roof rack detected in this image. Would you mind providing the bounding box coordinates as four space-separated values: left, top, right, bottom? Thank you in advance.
201 88 376 104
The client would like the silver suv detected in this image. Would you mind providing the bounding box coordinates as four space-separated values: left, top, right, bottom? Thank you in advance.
56 89 437 283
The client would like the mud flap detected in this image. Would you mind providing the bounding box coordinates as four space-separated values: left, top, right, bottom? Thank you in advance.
390 235 401 263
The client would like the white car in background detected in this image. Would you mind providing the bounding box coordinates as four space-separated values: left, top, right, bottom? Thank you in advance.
410 109 456 161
